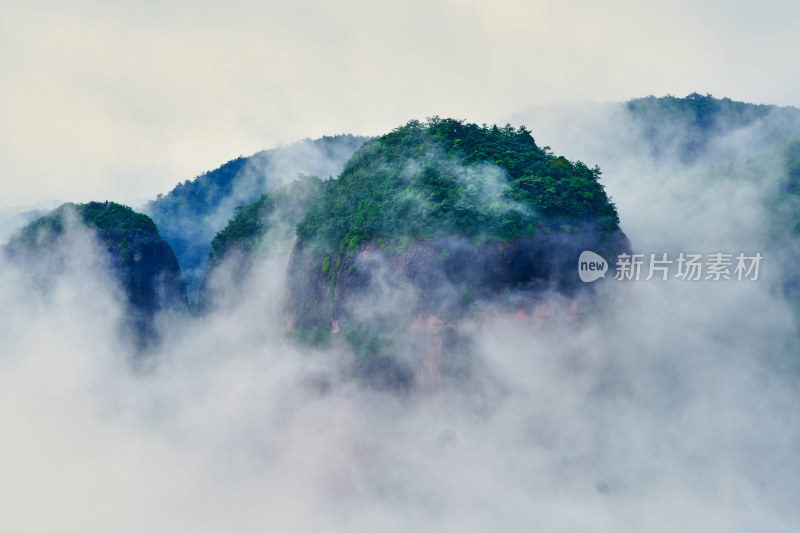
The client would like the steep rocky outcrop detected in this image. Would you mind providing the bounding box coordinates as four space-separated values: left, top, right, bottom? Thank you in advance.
6 202 186 346
286 118 630 334
286 227 629 332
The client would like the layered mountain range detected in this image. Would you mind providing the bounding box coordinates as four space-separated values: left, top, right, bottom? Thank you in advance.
6 94 800 374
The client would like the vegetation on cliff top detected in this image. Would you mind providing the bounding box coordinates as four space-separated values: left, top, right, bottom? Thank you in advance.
296 117 620 253
10 201 158 246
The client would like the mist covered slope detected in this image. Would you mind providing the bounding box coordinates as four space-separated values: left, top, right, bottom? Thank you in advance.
197 175 325 311
514 93 800 171
0 202 60 244
706 137 800 311
625 92 800 162
773 140 800 301
513 93 800 311
5 201 186 347
144 135 369 300
4 95 800 532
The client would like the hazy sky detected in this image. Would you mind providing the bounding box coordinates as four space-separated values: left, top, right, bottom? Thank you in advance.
3 3 800 530
2 0 799 208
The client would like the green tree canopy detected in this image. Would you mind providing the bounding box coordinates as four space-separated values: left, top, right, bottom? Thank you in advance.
296 117 620 252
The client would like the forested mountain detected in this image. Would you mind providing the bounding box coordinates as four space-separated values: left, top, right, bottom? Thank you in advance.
145 134 369 300
287 118 627 329
11 94 800 375
626 92 800 162
205 118 628 386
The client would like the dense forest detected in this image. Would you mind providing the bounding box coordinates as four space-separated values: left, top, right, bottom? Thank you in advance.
297 117 621 253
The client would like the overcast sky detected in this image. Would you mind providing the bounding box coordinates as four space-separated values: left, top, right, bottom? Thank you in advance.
2 0 799 209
